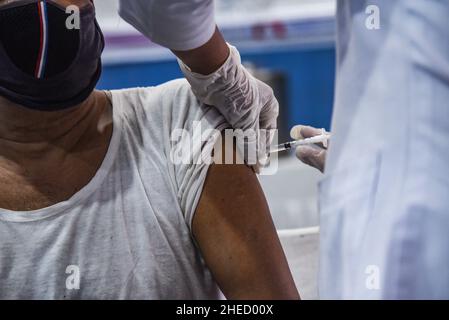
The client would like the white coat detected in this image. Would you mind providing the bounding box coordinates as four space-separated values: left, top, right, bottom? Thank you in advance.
321 0 449 299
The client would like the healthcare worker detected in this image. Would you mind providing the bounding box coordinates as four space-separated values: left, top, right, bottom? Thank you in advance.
292 0 449 299
120 0 449 299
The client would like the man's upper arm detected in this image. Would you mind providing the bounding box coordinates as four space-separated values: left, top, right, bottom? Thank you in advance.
192 158 300 300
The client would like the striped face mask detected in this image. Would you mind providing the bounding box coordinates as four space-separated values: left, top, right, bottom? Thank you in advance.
0 0 104 110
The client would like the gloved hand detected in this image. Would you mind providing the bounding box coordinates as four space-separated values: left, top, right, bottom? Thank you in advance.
179 44 279 168
290 125 328 173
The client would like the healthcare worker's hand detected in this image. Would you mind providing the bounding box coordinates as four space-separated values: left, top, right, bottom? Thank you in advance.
291 125 327 173
179 44 279 169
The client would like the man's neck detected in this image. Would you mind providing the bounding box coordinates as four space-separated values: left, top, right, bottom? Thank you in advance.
0 91 114 211
0 91 111 168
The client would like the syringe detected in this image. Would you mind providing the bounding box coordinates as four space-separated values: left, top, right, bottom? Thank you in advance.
270 129 331 154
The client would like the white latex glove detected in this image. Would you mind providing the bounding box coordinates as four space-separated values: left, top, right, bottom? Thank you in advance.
290 125 327 173
178 44 279 169
118 0 216 51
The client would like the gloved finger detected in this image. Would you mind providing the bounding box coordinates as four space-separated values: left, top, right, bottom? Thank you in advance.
290 125 324 140
258 88 279 158
259 101 279 131
258 81 279 129
260 116 277 153
295 145 326 173
290 125 329 149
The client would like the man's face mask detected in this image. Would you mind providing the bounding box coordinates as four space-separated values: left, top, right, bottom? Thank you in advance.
0 0 104 110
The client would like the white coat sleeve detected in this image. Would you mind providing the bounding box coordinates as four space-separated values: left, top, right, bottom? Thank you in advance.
118 0 216 51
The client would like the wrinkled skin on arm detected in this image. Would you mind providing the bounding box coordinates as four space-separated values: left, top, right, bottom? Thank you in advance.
193 142 300 300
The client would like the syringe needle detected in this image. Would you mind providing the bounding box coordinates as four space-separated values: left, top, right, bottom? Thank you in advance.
270 141 295 153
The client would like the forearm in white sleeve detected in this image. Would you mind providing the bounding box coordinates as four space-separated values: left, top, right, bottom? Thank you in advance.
118 0 216 51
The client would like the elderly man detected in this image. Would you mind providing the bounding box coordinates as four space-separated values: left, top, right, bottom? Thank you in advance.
0 0 298 299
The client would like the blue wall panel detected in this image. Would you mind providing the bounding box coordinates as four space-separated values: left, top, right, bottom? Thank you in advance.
98 47 336 131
